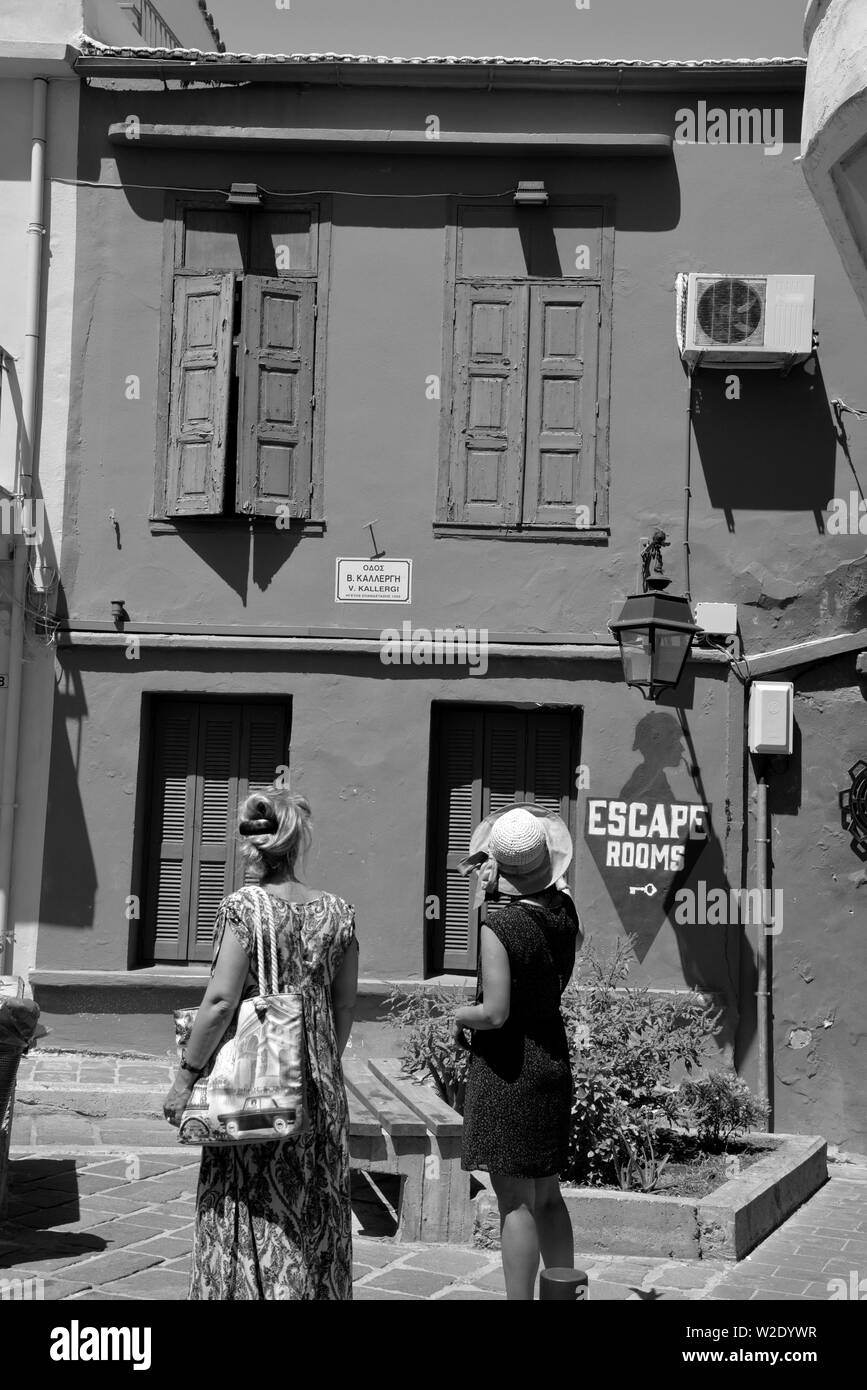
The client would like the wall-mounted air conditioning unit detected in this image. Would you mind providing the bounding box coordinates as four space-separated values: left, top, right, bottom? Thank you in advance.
676 272 815 368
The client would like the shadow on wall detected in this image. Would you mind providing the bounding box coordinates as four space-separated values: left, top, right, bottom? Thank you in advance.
584 708 753 1067
691 357 837 531
37 665 97 935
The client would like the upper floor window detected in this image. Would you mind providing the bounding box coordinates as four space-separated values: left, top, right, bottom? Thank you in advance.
153 200 329 522
436 200 613 538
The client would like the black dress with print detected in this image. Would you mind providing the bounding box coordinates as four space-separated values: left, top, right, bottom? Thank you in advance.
461 891 580 1179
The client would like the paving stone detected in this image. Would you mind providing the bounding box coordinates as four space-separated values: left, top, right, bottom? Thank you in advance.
63 1250 163 1286
67 1292 137 1300
362 1267 455 1297
352 1263 373 1278
353 1287 422 1300
73 1173 130 1194
102 1269 190 1300
42 1278 98 1301
127 1235 192 1260
647 1265 718 1290
82 1221 173 1250
114 1175 199 1204
470 1266 507 1291
588 1279 634 1300
160 1200 197 1218
351 1240 400 1269
112 1210 194 1232
401 1247 496 1277
435 1289 504 1299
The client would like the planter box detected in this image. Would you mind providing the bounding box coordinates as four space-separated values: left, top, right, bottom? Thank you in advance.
560 1133 827 1261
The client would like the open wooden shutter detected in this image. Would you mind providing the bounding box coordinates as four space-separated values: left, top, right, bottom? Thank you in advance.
436 709 484 972
237 276 316 519
144 703 199 962
236 704 291 886
187 705 242 962
522 283 600 527
448 280 528 526
166 272 233 516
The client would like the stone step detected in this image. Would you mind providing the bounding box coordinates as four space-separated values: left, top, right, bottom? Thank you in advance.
14 1082 168 1121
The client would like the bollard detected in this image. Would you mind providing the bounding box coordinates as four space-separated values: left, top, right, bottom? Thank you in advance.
540 1268 588 1301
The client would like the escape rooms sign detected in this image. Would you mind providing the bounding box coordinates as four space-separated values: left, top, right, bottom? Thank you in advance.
584 798 714 958
586 798 710 874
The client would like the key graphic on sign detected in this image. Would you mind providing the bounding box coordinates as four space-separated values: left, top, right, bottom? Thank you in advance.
628 884 658 897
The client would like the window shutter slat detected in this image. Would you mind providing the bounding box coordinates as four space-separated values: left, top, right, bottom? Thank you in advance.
526 711 572 823
438 711 484 971
523 283 600 527
237 276 316 519
188 706 241 962
145 703 199 961
449 281 528 526
166 272 233 516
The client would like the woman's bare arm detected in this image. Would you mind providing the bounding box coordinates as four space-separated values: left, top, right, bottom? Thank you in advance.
333 937 359 1057
454 926 511 1031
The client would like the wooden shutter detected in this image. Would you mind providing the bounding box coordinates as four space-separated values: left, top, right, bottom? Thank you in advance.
166 272 233 516
235 704 290 886
522 283 600 527
526 711 573 824
187 705 242 962
429 706 577 973
145 699 290 963
237 276 316 518
448 281 528 526
435 710 484 972
144 703 200 961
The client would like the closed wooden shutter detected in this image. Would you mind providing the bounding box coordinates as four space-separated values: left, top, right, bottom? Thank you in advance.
522 283 600 527
430 706 578 973
236 276 316 518
166 272 234 516
448 281 528 526
145 699 290 964
236 704 291 886
144 703 200 962
187 705 242 962
436 710 484 972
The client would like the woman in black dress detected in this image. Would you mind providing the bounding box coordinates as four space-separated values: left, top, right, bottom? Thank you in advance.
454 805 582 1300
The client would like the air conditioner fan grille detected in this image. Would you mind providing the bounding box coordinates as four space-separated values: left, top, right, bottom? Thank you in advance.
696 278 764 345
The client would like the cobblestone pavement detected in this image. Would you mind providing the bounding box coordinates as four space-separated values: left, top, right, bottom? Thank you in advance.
2 1146 866 1301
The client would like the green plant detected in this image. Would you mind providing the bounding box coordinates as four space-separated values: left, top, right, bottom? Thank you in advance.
383 984 472 1112
678 1071 768 1152
561 937 719 1190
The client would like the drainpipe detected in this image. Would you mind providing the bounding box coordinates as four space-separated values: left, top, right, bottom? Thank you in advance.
0 79 47 975
754 759 773 1130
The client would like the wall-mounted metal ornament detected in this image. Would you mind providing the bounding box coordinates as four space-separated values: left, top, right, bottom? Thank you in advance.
840 760 867 859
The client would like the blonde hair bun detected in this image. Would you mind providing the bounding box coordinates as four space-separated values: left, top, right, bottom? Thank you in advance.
238 787 312 882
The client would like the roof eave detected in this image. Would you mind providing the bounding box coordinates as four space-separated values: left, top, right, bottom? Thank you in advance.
72 50 808 92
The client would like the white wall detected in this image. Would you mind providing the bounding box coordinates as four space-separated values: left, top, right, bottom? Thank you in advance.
0 70 79 981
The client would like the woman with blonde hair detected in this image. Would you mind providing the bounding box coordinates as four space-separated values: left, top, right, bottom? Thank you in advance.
163 787 359 1300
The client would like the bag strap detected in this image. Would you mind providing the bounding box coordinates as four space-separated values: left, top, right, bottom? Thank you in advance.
243 885 279 997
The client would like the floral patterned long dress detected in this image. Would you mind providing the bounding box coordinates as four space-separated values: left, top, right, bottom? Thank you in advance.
189 889 357 1300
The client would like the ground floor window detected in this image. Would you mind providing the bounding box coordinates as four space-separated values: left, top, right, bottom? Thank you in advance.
428 703 580 974
142 698 291 963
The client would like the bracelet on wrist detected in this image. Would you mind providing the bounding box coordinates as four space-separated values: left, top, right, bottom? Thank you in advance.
179 1051 205 1077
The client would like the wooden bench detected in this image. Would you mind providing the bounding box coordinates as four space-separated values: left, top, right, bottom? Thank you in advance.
344 1056 472 1244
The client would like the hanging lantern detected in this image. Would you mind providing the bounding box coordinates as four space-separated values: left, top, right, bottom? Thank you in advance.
609 531 701 701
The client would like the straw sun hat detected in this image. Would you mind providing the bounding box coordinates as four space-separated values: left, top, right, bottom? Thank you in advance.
458 804 573 907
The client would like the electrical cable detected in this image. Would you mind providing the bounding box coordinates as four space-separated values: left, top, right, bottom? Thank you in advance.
51 176 518 200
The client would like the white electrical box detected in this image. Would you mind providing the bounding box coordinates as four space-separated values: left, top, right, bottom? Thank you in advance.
748 682 794 754
694 602 738 637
